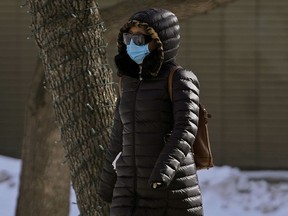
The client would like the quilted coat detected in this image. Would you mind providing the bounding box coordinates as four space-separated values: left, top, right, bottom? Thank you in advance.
98 8 204 216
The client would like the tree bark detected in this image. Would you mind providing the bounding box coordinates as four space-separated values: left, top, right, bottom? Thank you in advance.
24 0 115 215
16 60 70 216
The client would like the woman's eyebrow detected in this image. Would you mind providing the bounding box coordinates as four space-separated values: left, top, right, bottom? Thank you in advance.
128 30 145 35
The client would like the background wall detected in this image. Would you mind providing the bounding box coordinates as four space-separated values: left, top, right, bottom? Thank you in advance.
176 0 288 169
0 1 37 157
1 0 287 169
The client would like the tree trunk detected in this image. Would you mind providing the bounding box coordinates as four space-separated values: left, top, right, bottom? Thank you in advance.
24 0 115 215
16 60 70 216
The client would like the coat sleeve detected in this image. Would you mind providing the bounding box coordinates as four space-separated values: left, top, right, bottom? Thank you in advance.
148 69 200 188
98 98 123 202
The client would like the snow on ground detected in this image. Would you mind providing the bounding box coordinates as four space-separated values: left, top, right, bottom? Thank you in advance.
197 166 288 216
1 155 288 216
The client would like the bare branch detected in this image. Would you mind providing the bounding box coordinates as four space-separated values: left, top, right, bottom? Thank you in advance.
102 0 236 41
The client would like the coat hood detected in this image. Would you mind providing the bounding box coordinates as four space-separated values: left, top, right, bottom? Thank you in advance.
115 8 180 79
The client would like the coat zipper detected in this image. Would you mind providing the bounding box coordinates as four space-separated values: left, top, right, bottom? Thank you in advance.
139 65 143 81
132 66 142 214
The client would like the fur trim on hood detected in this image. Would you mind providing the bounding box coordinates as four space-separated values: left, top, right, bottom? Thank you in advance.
115 8 180 79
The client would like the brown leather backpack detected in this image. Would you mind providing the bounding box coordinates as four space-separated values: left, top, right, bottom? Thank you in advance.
168 66 214 170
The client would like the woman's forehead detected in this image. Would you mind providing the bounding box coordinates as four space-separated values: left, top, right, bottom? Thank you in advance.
129 26 147 34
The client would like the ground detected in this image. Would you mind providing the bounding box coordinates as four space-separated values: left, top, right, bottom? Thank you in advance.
1 155 288 216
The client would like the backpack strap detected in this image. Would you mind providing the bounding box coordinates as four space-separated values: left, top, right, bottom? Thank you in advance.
168 66 182 100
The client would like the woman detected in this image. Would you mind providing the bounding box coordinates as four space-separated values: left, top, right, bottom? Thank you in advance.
98 8 203 216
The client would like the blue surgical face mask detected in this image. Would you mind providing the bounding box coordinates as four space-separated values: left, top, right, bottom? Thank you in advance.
126 40 150 64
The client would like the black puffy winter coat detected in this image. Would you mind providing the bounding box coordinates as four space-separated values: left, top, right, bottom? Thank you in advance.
98 8 203 216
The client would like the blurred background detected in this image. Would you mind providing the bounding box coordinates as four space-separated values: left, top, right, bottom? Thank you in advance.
1 0 287 169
